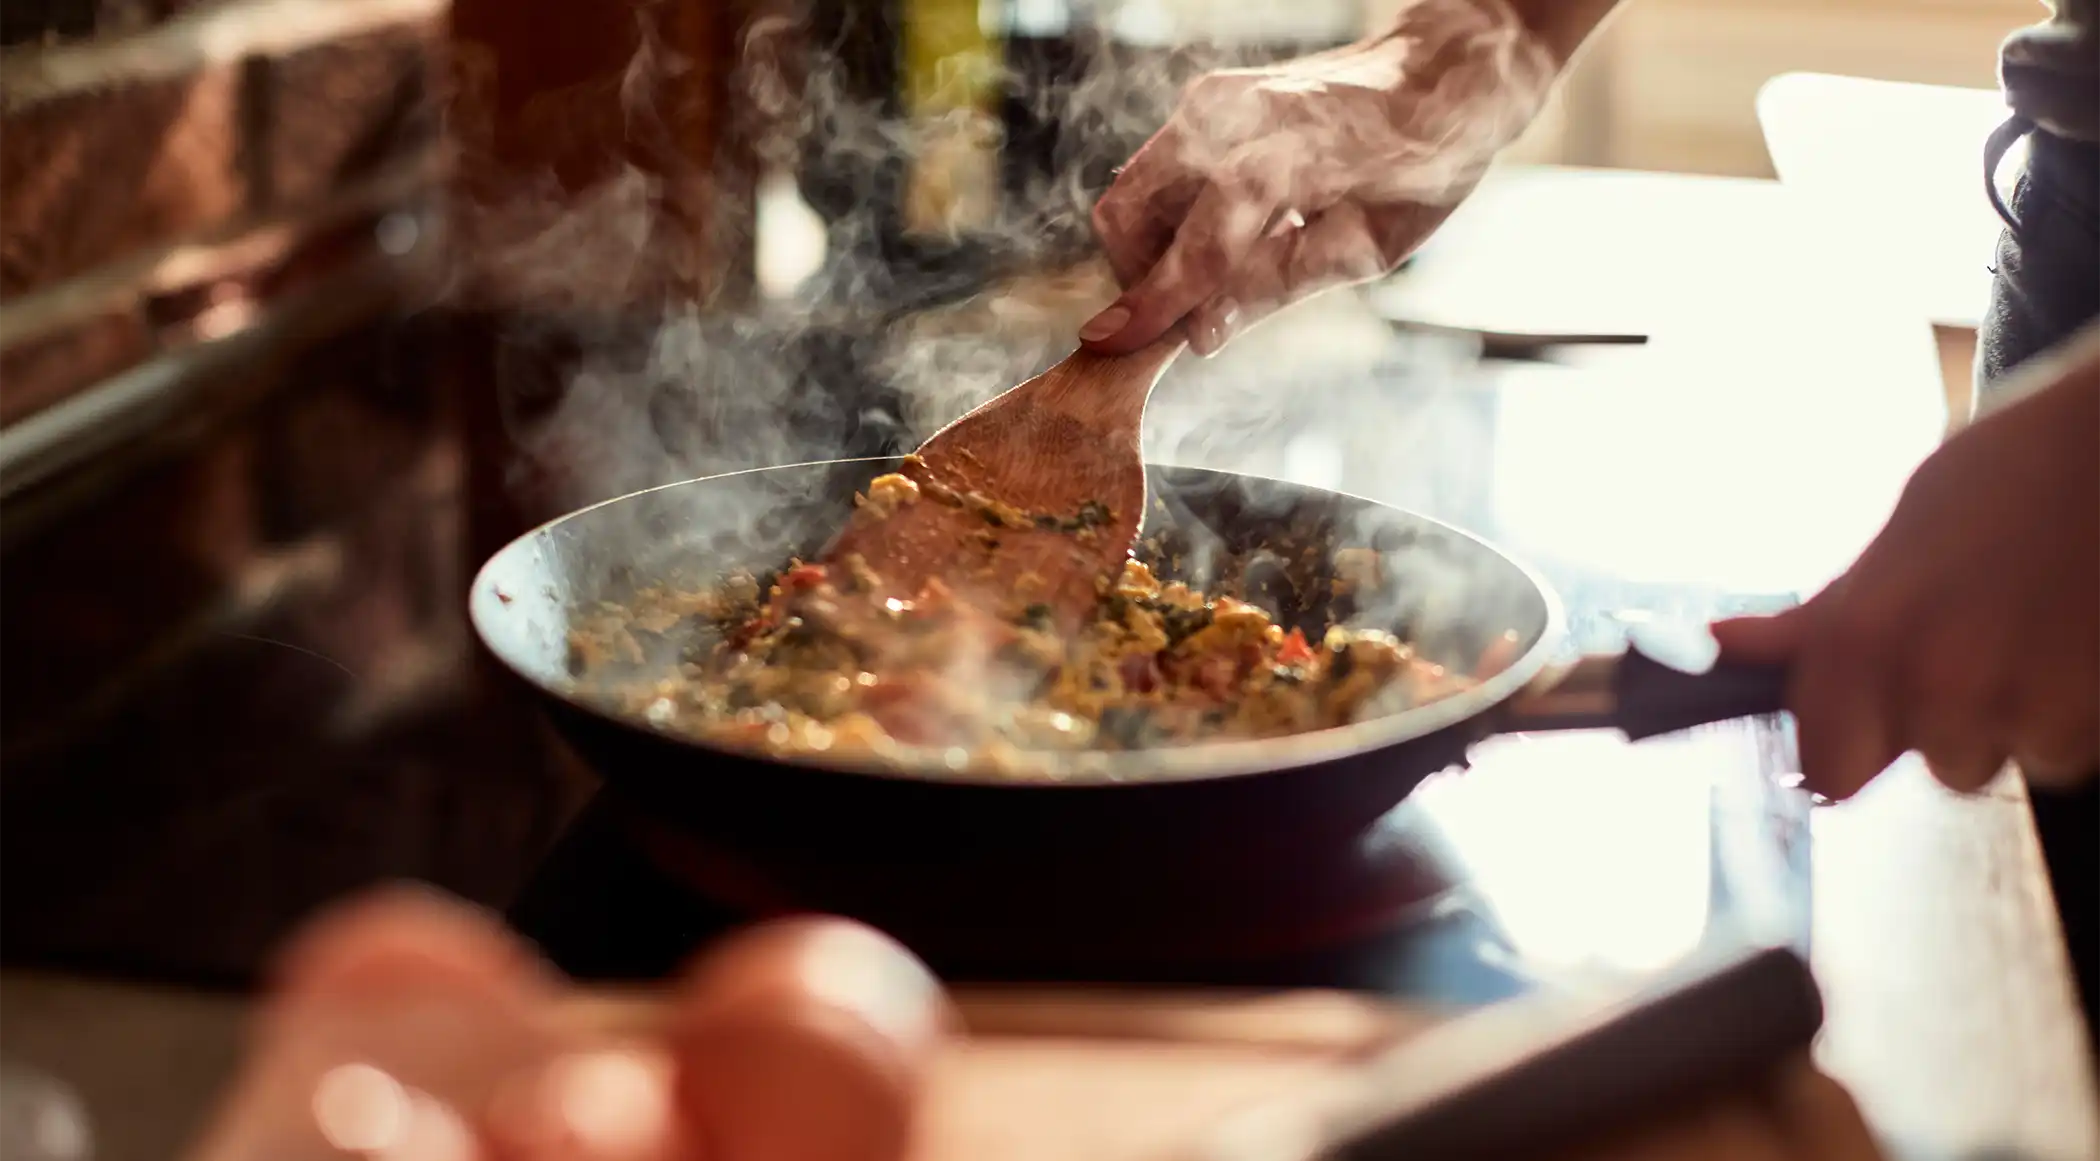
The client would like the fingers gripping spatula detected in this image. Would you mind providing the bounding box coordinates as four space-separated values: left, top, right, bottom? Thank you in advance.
818 337 1189 627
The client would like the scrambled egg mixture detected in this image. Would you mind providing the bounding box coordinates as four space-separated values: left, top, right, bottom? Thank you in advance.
567 475 1477 773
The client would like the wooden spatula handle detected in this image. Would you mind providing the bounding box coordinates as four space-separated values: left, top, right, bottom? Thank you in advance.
1016 335 1188 425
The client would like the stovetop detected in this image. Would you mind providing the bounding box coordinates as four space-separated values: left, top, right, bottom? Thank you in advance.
0 300 1814 995
509 703 1810 1006
0 300 1822 1161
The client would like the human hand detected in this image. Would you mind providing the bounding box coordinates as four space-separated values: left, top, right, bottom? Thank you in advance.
1078 0 1557 358
1711 342 2100 800
184 887 952 1161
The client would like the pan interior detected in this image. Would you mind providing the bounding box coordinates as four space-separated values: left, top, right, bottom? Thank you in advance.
471 458 1558 782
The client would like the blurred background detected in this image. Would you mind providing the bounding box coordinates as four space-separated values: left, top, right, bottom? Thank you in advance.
0 0 2025 980
1489 0 2031 175
0 9 2067 1161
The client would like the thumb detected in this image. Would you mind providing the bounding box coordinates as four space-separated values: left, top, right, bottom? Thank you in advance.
1709 604 1813 664
1081 167 1284 355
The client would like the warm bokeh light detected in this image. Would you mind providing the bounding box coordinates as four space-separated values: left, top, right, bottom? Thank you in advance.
312 1064 410 1155
383 1092 480 1161
311 1062 480 1161
545 1050 674 1159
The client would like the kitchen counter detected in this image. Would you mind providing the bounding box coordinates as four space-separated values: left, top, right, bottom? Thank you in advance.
3 165 2093 1161
1411 162 2083 1158
1367 167 2095 1161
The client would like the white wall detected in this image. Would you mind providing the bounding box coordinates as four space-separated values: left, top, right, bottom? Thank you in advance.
1368 0 2039 175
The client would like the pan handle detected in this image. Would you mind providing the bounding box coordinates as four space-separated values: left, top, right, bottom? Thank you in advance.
1500 644 1790 741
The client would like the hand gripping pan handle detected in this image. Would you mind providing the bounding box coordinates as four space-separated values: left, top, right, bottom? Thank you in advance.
1500 632 1790 741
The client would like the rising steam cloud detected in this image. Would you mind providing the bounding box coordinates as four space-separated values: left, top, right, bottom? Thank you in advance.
459 0 1560 692
451 0 1556 507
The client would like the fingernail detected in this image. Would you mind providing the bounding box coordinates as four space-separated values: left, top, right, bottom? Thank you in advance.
1079 304 1131 343
1192 298 1237 358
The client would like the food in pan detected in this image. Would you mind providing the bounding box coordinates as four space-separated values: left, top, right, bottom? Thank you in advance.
565 470 1489 772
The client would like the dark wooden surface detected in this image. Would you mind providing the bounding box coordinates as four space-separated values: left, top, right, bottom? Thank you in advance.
0 312 589 984
2 5 441 296
0 64 244 295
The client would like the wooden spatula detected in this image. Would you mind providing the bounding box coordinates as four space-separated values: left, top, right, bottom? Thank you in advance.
819 336 1188 628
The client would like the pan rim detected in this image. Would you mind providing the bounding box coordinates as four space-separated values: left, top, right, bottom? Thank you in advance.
469 457 1568 788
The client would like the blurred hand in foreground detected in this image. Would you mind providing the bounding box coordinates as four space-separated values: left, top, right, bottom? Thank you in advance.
1079 0 1558 357
185 887 951 1161
1712 329 2100 800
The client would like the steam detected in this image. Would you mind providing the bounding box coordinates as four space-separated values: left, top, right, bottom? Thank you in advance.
458 0 1564 729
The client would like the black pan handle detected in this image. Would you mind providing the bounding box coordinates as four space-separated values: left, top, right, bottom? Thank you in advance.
1500 644 1790 741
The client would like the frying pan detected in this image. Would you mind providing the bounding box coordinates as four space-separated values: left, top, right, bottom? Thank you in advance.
472 458 1790 967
